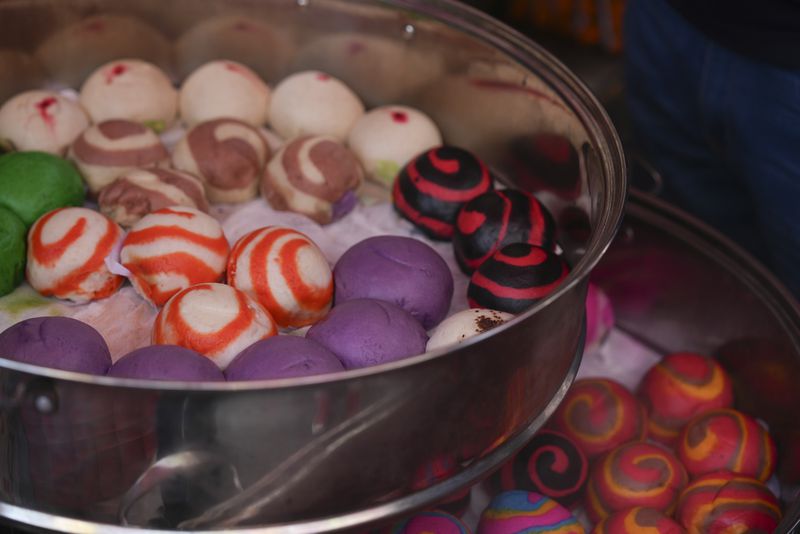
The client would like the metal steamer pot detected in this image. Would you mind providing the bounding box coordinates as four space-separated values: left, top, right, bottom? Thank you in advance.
593 191 800 534
0 0 626 532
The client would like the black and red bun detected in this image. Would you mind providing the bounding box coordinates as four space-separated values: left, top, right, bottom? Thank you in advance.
495 429 588 506
393 145 494 240
454 189 556 274
468 242 568 313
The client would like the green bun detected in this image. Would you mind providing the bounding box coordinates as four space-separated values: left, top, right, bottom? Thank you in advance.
0 151 85 227
0 206 27 297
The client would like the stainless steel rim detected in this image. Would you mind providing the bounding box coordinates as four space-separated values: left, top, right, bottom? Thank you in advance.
0 334 585 533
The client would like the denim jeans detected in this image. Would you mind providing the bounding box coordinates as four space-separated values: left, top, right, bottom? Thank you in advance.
625 0 800 298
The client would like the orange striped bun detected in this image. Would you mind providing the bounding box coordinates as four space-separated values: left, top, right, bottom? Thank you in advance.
227 226 333 328
638 352 733 447
121 206 229 306
676 408 776 482
26 207 123 303
676 471 780 534
153 282 277 369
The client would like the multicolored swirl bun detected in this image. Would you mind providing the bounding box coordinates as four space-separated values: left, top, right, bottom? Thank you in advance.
26 207 124 303
98 167 209 228
477 490 584 534
468 243 569 313
0 90 90 155
227 226 333 328
591 507 685 534
261 135 363 224
676 408 776 482
453 189 556 274
70 119 169 195
675 471 781 534
637 352 734 447
391 510 471 534
495 429 588 505
172 118 270 204
584 441 689 522
549 378 647 459
393 145 494 240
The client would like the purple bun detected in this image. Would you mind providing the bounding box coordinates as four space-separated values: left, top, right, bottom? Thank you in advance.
306 298 428 369
0 316 111 375
108 345 225 382
334 235 454 329
225 335 344 381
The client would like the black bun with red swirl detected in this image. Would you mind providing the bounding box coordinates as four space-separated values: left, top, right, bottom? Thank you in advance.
393 145 494 240
468 242 569 313
496 429 588 505
453 189 556 274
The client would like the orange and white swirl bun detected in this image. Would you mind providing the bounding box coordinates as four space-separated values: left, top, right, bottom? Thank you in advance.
26 207 124 303
153 283 277 369
227 226 333 328
261 136 363 224
120 206 229 306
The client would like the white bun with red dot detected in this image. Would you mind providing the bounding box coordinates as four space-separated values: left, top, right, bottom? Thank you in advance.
179 60 271 127
120 206 230 307
227 226 333 328
0 90 90 155
347 105 442 188
79 59 177 129
26 207 124 303
269 70 364 141
153 282 277 369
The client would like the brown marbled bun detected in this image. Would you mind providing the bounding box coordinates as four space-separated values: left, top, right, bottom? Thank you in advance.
172 118 269 204
261 135 363 224
98 167 209 228
70 119 169 195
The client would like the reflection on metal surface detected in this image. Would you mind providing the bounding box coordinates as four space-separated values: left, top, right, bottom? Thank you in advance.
592 190 800 518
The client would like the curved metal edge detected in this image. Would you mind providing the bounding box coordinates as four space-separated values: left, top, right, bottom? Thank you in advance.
0 322 585 534
626 190 800 352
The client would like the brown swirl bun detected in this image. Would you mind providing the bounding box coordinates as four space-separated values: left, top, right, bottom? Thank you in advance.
172 118 270 204
79 59 177 131
98 167 209 228
261 135 363 224
70 119 169 195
